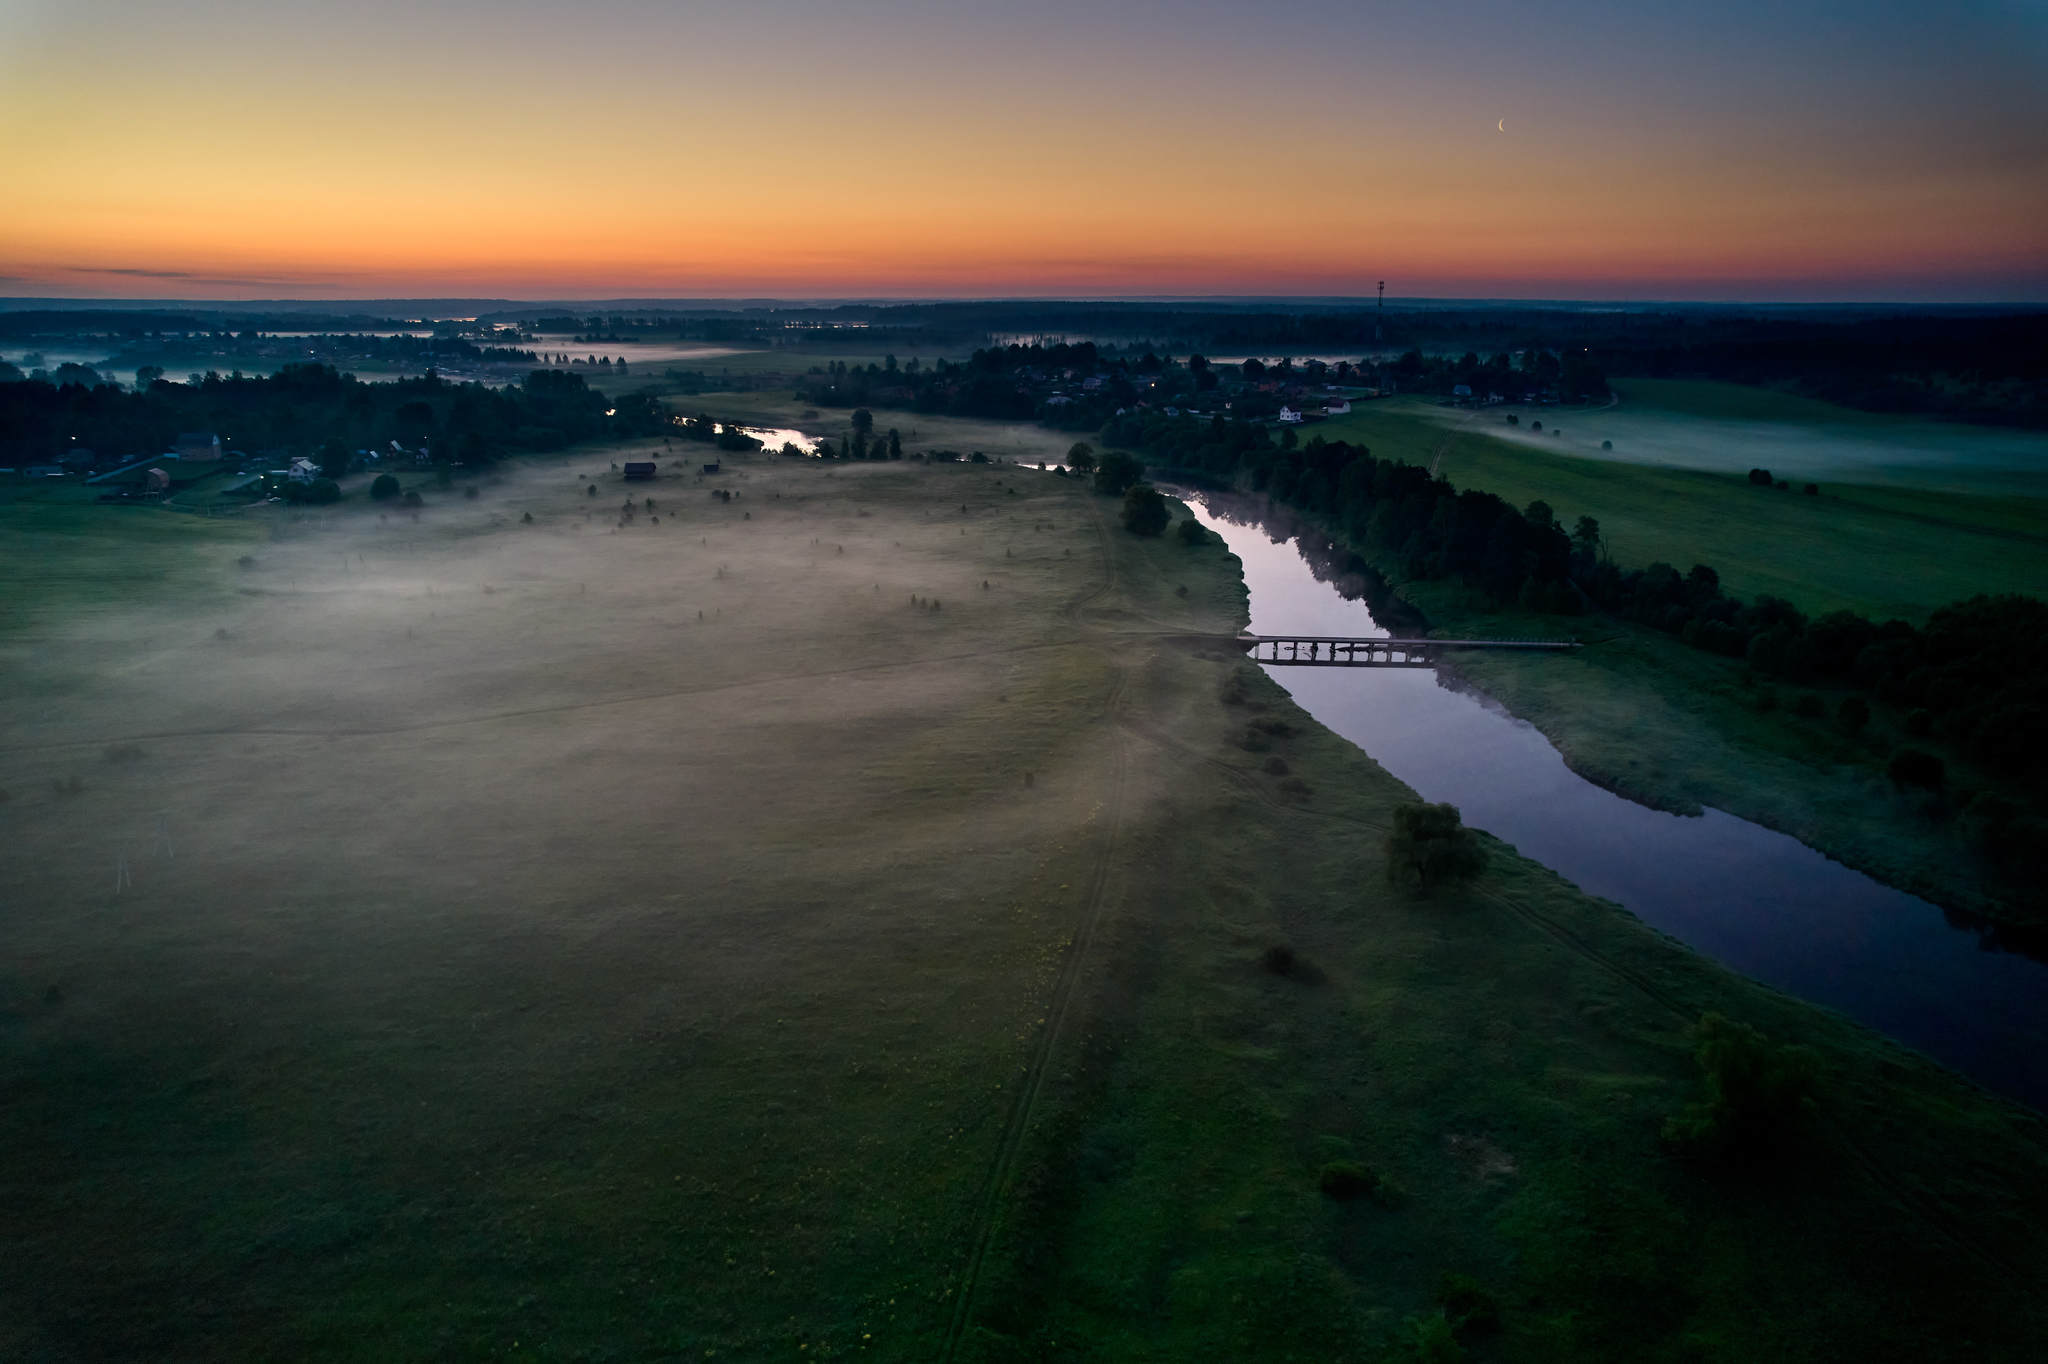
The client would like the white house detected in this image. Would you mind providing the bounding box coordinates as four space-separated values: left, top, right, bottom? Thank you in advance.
1277 406 1303 424
1322 398 1352 415
287 457 319 483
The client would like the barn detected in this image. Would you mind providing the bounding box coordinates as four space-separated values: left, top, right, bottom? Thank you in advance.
622 461 658 481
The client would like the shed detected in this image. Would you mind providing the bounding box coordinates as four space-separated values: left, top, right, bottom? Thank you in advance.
701 461 721 474
622 461 657 481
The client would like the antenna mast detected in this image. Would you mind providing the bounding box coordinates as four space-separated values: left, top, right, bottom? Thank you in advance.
1375 280 1385 343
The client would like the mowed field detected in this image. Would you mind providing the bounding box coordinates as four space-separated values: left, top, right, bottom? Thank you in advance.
1315 395 2048 623
4 452 2048 1360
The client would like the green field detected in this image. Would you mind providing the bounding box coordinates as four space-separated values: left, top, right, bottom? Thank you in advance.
3 452 2047 1359
1436 379 2048 494
1313 398 2048 624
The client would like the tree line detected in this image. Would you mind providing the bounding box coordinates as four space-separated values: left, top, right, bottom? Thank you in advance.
0 363 667 466
1100 413 2048 906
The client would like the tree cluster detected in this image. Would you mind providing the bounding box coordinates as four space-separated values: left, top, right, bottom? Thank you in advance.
1662 1013 1819 1163
0 363 666 467
1103 416 1581 610
1385 802 1486 889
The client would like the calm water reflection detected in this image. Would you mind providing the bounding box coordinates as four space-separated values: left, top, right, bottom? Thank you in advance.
1177 488 2048 1110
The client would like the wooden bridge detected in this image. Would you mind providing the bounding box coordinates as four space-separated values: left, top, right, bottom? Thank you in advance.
1235 631 1579 667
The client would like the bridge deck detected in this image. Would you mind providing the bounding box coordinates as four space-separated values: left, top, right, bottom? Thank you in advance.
1236 632 1578 667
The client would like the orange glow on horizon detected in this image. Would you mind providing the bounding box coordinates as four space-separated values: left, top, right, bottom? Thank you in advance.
3 1 2044 301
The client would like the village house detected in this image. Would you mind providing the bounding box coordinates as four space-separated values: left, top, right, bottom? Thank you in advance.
1277 406 1303 424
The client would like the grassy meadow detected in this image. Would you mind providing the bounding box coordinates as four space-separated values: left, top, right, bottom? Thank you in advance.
3 447 2048 1360
1313 397 2048 625
1291 389 2047 921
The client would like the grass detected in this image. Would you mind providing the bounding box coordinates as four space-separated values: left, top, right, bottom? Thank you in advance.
0 478 261 637
1298 391 2045 919
1312 399 2048 624
1391 583 2025 922
963 584 2048 1361
2 451 2046 1360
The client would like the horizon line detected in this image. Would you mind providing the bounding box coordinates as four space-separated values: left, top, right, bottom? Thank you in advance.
4 293 2046 312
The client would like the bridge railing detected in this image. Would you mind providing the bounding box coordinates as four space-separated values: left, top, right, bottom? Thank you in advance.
1234 632 1578 667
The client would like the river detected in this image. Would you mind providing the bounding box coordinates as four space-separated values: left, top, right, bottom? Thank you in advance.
1174 488 2048 1110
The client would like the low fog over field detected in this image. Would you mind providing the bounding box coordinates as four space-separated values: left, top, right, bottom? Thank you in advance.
0 449 1217 1355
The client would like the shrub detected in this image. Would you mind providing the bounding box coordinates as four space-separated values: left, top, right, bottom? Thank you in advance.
1888 748 1945 790
1262 755 1290 775
1748 467 1774 486
402 490 423 508
1400 1310 1464 1363
1176 516 1212 546
306 478 341 504
370 473 400 501
1663 1012 1819 1162
1259 944 1296 976
1601 439 1613 450
1438 1274 1501 1335
1803 482 1820 495
1317 1161 1400 1205
1386 802 1484 889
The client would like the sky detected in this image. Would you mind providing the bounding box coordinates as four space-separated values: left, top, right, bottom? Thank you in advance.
3 0 2046 302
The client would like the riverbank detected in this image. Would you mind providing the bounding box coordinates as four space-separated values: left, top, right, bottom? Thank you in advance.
1400 576 2037 937
4 455 2045 1359
971 491 2048 1361
1163 472 2040 936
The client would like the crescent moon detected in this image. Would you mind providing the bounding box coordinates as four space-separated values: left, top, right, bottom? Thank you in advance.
1498 118 1506 132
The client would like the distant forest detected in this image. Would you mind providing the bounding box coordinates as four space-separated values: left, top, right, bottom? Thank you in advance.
7 301 2042 425
0 363 665 464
